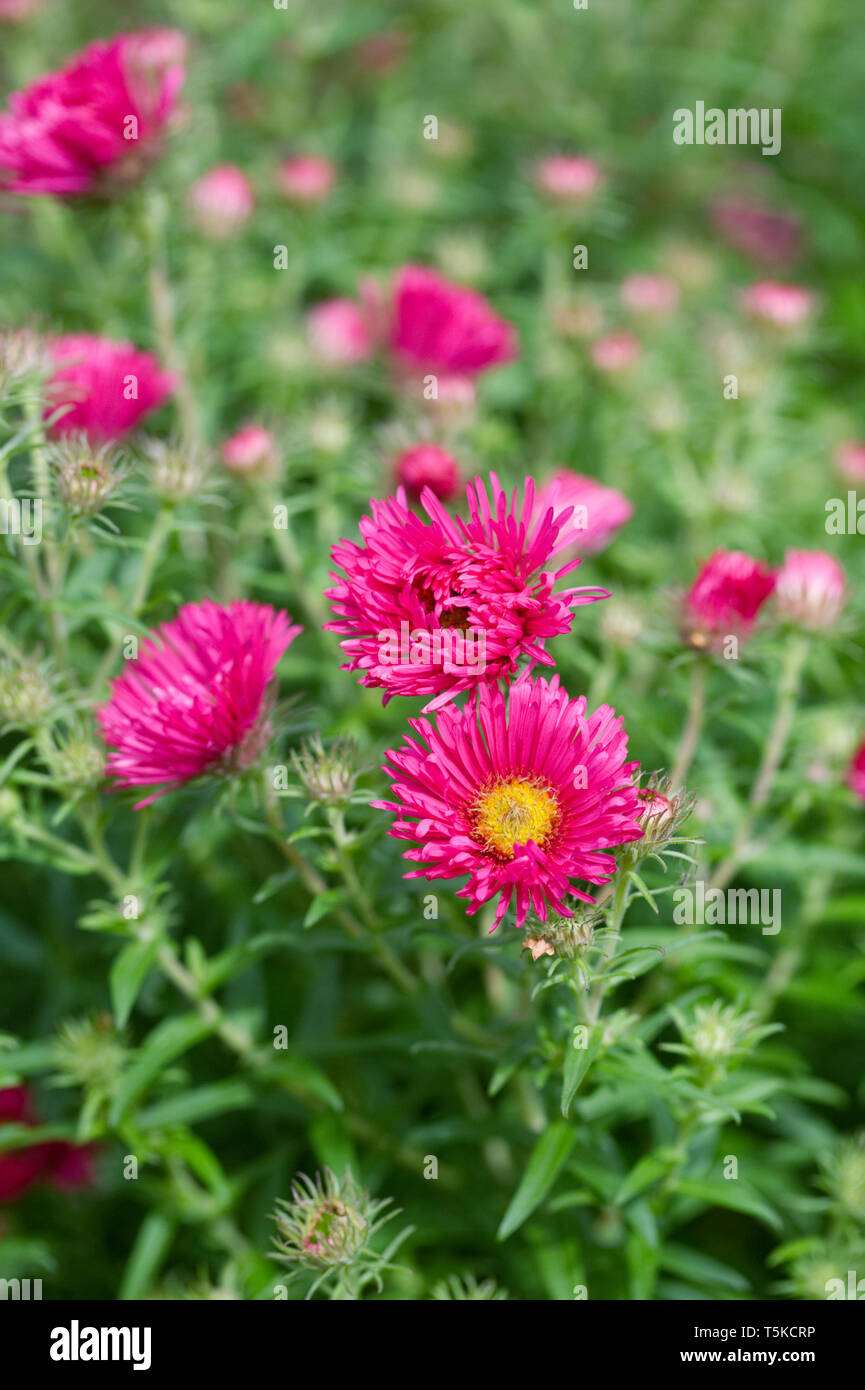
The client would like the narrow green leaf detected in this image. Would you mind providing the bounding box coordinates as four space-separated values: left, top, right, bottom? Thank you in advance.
110 935 159 1028
110 1013 216 1124
497 1121 576 1241
675 1177 782 1232
561 1024 602 1117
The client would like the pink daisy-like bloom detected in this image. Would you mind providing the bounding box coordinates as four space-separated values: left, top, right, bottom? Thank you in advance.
372 674 643 930
620 274 679 316
532 470 633 556
388 265 518 377
326 473 607 711
741 280 815 328
0 29 186 197
47 335 175 442
0 1086 96 1204
307 298 376 367
847 739 865 802
773 550 846 630
533 155 602 202
590 331 641 373
97 600 301 807
710 198 801 267
835 441 865 485
221 423 279 479
393 444 461 501
277 154 336 204
683 550 775 649
188 164 255 239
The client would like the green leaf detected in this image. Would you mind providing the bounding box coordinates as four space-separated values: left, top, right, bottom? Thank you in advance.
110 935 159 1028
614 1152 673 1205
303 888 351 928
660 1243 750 1292
497 1121 576 1241
561 1024 602 1117
675 1177 782 1232
118 1211 175 1301
262 1053 343 1111
137 1080 256 1130
110 1013 217 1124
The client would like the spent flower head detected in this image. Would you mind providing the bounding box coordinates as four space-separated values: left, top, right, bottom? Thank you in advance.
51 435 131 519
271 1168 401 1291
291 733 360 807
52 1015 127 1092
0 655 54 729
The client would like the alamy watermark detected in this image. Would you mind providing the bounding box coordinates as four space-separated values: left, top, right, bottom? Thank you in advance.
377 621 487 674
673 102 781 156
673 882 781 935
0 497 42 546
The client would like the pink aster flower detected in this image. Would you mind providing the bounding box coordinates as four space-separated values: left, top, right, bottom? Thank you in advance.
393 444 461 501
620 274 679 316
0 1086 95 1204
47 335 174 442
189 164 255 239
97 600 301 807
388 265 518 377
835 441 865 485
277 154 336 204
773 550 846 629
533 155 602 202
372 674 643 930
307 298 376 367
0 29 186 197
683 550 775 649
710 198 801 267
221 423 279 479
590 331 641 373
532 470 633 556
327 473 607 711
741 280 815 328
847 739 865 802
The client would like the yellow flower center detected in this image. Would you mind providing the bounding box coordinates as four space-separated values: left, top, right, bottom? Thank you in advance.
471 776 559 859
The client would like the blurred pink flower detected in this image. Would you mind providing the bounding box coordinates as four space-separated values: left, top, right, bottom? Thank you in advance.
533 469 633 556
620 274 679 316
773 550 846 629
741 280 815 328
0 29 186 196
835 441 865 484
307 298 376 366
221 424 279 479
0 0 41 18
847 739 865 802
0 1086 96 1204
98 600 301 807
372 674 643 930
533 155 602 202
711 198 802 267
683 550 775 648
393 444 461 501
277 155 336 204
188 164 255 239
590 332 641 373
326 473 606 711
47 335 174 442
388 265 518 377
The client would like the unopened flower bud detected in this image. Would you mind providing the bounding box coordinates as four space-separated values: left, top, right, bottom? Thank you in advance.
291 734 359 807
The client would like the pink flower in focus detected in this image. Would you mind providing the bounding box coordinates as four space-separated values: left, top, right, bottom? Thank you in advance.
326 473 608 711
0 1086 95 1204
388 265 518 377
590 332 641 373
741 281 815 328
774 550 846 629
394 444 461 501
221 424 279 479
47 335 174 442
532 470 633 556
277 155 336 205
711 198 802 267
188 164 255 239
0 29 186 197
533 156 602 202
835 441 865 484
307 298 376 367
683 550 775 648
372 674 643 930
847 739 865 802
620 274 679 316
97 600 301 807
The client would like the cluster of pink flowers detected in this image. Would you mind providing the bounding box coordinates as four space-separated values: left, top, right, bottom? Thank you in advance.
682 548 846 650
306 264 518 385
0 1087 95 1204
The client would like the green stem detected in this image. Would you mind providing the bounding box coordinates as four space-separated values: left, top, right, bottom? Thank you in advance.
670 660 707 792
